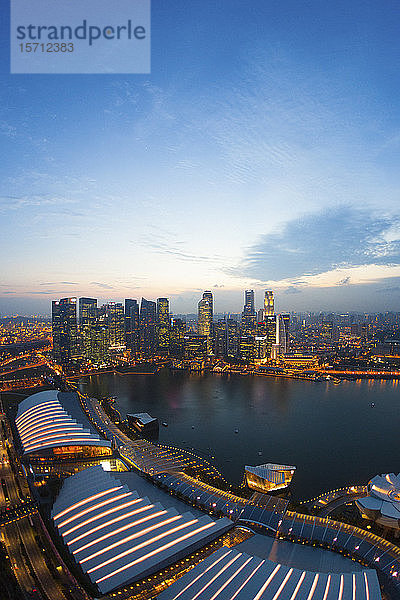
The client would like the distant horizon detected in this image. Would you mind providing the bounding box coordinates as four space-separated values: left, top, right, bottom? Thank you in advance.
1 1 400 314
2 284 400 319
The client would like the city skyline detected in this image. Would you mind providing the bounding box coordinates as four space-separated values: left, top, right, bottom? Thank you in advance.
1 1 400 314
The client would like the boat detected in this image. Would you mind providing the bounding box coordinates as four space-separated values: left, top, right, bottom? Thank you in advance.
162 422 168 427
234 428 239 434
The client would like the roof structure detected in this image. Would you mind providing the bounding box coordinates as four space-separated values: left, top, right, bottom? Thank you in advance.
15 390 111 455
357 473 400 528
127 412 158 425
51 466 233 594
158 546 381 600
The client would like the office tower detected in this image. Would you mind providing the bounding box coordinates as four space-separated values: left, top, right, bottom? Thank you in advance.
125 299 140 353
257 308 264 322
213 319 227 357
79 297 97 360
52 297 78 366
239 334 254 362
242 290 256 333
157 298 170 355
140 298 157 356
170 318 186 357
277 314 290 355
265 315 277 358
79 298 97 326
87 308 110 364
184 333 208 359
226 319 240 358
198 291 213 354
103 303 125 349
264 291 274 317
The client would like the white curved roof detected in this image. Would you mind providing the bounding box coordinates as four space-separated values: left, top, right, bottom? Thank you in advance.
158 546 381 600
358 473 400 521
51 466 232 594
15 390 111 455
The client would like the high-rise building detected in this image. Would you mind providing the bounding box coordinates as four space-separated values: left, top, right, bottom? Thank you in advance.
239 334 254 362
226 319 239 358
264 291 274 317
278 314 290 354
52 297 79 366
157 298 170 355
265 315 277 358
79 298 97 326
198 291 213 354
213 319 227 357
103 303 125 350
184 333 208 359
125 299 140 353
242 290 256 333
78 298 97 360
170 318 186 357
140 298 157 356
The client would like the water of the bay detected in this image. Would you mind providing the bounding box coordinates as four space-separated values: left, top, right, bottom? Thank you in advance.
79 371 400 501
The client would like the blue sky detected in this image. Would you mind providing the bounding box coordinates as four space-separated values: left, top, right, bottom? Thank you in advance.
1 0 400 315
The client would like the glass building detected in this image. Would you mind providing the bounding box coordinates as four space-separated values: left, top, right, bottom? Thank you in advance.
157 297 170 355
52 297 79 366
198 291 213 354
140 298 157 356
124 299 140 353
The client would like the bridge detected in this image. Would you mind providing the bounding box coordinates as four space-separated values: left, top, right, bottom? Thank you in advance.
299 485 368 516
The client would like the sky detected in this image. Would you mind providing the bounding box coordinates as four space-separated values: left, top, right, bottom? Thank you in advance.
1 0 400 316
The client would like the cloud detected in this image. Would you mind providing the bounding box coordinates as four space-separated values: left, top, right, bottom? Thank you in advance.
284 286 302 294
60 281 78 285
375 286 400 293
337 276 351 285
239 206 400 281
91 282 114 289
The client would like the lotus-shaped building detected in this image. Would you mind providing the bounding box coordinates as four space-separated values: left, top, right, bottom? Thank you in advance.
356 473 400 529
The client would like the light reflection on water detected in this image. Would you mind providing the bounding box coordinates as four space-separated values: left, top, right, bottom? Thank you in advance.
79 371 400 500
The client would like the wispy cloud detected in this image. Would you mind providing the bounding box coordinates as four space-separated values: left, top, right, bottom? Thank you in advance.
238 206 400 282
91 282 114 290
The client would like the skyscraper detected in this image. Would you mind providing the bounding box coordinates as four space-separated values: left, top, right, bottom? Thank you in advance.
278 314 290 354
198 291 213 354
242 290 256 333
264 291 274 317
157 298 170 354
140 298 157 356
125 299 140 353
103 303 125 349
79 298 97 326
170 318 186 357
52 297 78 366
213 319 227 357
226 318 239 358
78 297 97 360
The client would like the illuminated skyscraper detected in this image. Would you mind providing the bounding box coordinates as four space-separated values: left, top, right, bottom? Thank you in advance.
184 333 208 359
226 319 239 358
265 315 277 358
198 291 213 354
277 314 290 354
78 297 97 360
213 319 227 357
140 298 157 356
79 297 97 326
157 298 170 354
103 303 125 349
125 299 140 353
52 297 79 366
242 290 256 333
264 291 274 317
170 318 186 357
